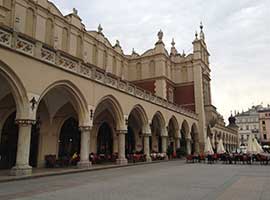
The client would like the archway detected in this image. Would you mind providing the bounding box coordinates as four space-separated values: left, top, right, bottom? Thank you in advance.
180 120 190 155
168 116 180 158
190 123 199 154
35 81 88 167
58 117 80 158
97 122 113 155
151 112 166 153
92 95 124 163
0 62 28 170
0 112 18 169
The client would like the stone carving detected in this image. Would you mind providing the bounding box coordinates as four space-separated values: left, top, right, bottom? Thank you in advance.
80 65 92 78
16 38 34 55
41 48 56 64
0 30 12 47
59 56 78 72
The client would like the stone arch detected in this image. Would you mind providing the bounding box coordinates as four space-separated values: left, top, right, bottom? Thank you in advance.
0 61 28 119
37 80 89 126
168 116 180 138
129 104 149 129
181 120 190 139
94 95 124 130
191 123 199 154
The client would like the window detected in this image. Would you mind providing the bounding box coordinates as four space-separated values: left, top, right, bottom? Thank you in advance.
26 8 35 37
76 35 83 58
45 18 53 46
136 62 142 80
264 134 267 140
62 28 68 51
103 50 107 70
263 127 266 131
262 121 265 125
246 125 249 130
92 44 98 65
149 60 155 77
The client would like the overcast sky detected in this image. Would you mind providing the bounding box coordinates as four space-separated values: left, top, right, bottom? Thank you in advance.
50 0 270 122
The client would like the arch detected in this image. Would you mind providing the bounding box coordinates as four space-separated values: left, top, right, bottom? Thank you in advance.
0 61 28 118
94 95 124 130
129 104 149 130
181 120 190 139
152 111 166 129
168 116 180 138
37 80 89 126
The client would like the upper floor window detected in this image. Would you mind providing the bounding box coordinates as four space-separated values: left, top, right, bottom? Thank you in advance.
246 125 249 130
112 56 117 75
25 8 35 37
262 121 265 125
62 28 69 51
45 18 54 46
76 35 83 58
149 60 155 77
136 62 142 80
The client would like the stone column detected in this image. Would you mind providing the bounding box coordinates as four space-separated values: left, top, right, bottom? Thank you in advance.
143 134 151 162
186 138 191 155
161 136 167 153
176 138 181 149
116 130 128 165
77 126 91 168
10 119 35 176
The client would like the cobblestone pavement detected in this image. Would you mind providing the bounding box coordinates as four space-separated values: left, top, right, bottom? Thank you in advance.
0 160 270 200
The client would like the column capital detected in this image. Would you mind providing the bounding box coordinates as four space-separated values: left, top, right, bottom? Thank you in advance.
15 119 36 126
142 132 151 137
79 126 92 132
117 129 127 135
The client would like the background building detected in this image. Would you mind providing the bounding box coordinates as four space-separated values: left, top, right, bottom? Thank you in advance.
258 106 270 146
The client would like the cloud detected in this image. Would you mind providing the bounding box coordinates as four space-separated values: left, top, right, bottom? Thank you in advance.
50 0 270 122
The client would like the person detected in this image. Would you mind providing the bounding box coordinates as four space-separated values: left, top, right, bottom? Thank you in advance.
70 152 79 166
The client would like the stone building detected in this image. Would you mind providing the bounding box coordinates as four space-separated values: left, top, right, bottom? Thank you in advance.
0 0 237 176
235 106 261 146
258 106 270 145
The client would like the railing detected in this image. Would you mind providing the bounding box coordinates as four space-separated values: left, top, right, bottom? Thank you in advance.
0 27 198 119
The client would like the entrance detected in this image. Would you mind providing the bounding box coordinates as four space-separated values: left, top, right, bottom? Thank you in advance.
58 117 80 158
0 112 18 169
97 122 113 156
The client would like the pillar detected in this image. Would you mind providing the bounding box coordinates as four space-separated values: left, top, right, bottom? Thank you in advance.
116 130 128 165
77 126 91 168
186 138 191 155
161 136 167 153
10 119 34 176
143 134 151 162
176 137 180 149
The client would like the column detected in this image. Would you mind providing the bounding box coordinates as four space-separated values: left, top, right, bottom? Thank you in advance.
10 119 34 176
161 136 168 160
143 134 151 162
116 130 128 165
77 126 91 168
175 137 181 149
186 138 191 155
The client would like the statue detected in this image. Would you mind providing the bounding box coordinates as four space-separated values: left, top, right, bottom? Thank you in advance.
157 30 163 42
72 8 78 15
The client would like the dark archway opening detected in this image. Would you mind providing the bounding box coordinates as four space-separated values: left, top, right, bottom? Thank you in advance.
126 126 135 155
58 117 80 159
97 122 113 156
0 112 18 169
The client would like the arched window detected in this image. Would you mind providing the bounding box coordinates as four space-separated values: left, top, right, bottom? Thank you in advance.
103 50 107 70
62 28 68 51
112 56 117 75
136 62 142 79
76 35 83 58
149 60 155 77
45 18 53 46
25 8 35 37
92 44 98 65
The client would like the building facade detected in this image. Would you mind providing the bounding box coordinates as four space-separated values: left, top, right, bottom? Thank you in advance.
258 106 270 145
0 0 237 176
235 106 261 146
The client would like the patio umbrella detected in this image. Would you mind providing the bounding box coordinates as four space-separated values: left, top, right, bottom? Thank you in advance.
205 137 214 155
217 139 226 154
246 135 257 154
254 138 263 153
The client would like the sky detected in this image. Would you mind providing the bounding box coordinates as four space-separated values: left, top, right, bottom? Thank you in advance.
50 0 270 122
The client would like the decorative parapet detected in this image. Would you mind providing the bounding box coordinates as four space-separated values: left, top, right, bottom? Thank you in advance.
0 27 198 120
